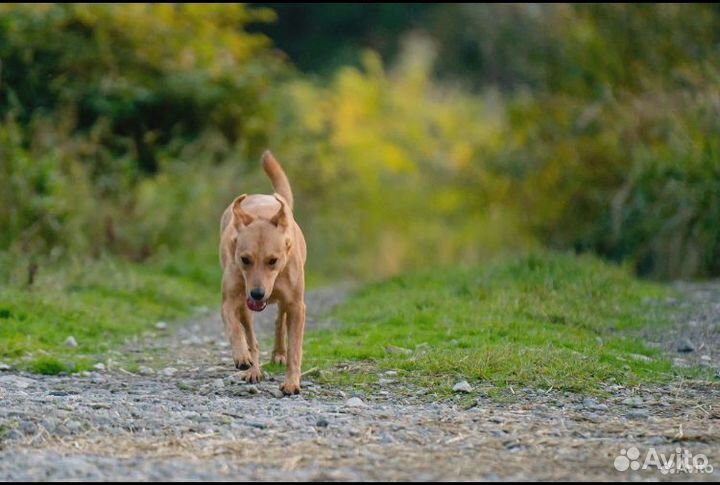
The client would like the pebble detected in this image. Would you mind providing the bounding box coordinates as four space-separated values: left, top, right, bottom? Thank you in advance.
585 412 602 423
65 420 83 432
93 363 106 372
240 421 263 431
378 378 394 386
269 388 285 398
137 366 155 375
621 397 643 407
64 336 78 348
345 397 367 408
162 367 178 377
212 379 224 389
677 338 696 353
155 321 168 331
383 370 398 376
41 417 59 434
625 409 649 420
316 418 329 428
453 381 472 393
0 363 12 371
582 398 609 412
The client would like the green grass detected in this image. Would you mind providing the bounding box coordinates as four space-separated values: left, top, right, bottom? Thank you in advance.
0 250 703 393
0 255 218 374
303 252 694 395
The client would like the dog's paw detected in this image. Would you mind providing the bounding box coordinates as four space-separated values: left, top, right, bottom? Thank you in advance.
280 381 301 395
234 356 253 371
271 351 287 366
243 366 263 384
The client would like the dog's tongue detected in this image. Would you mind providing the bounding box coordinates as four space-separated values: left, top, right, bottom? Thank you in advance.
246 298 267 312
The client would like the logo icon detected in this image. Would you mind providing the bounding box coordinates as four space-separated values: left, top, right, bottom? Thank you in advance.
614 446 713 475
614 447 641 472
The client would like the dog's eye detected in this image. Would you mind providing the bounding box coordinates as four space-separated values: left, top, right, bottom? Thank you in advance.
267 258 278 266
241 256 252 266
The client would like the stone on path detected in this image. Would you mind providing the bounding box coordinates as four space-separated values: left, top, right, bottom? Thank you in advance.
453 381 472 393
345 397 367 408
162 367 178 377
677 337 696 353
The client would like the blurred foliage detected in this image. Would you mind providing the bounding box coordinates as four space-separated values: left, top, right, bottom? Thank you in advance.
248 3 434 75
0 3 283 260
271 38 531 278
491 4 720 278
1 4 719 281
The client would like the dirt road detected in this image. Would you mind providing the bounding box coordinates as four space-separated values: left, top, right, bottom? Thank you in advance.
0 284 718 480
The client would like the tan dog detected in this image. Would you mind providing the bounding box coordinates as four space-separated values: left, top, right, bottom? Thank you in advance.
219 151 307 395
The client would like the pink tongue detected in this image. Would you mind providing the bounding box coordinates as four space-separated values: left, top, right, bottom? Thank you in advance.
246 298 267 312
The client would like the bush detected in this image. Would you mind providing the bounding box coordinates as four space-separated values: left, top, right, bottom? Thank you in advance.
491 5 720 279
0 4 284 260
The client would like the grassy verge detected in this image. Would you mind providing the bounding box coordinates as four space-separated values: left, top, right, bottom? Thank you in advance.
0 250 703 393
302 252 695 395
0 254 218 374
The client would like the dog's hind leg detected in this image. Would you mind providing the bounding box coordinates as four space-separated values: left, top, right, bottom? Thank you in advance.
271 311 287 366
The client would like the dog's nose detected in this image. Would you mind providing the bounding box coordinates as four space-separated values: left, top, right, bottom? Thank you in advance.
250 288 265 301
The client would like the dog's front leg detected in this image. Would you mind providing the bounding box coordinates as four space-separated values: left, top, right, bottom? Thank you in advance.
280 301 306 395
239 306 263 383
221 279 254 371
221 299 253 370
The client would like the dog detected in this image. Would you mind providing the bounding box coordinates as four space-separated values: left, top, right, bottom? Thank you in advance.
219 151 307 395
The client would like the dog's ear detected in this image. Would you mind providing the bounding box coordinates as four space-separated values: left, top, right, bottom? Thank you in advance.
232 194 254 228
270 193 290 230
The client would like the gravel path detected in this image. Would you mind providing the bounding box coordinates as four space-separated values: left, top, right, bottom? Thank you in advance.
0 283 718 481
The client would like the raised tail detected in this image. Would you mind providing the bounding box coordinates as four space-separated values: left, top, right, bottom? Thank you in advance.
262 150 293 209
261 150 293 210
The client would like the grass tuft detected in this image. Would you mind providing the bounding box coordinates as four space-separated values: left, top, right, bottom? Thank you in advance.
304 252 691 394
0 255 217 373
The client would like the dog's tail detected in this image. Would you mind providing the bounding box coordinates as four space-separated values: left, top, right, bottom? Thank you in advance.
262 150 293 210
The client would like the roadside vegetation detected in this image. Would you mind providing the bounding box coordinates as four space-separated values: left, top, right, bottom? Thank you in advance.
301 253 703 394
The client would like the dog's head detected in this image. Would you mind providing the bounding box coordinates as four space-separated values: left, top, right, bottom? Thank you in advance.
231 193 293 312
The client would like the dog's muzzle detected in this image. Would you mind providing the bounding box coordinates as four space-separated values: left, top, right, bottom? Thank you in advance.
246 297 267 312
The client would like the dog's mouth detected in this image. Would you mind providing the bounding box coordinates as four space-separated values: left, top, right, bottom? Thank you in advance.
246 298 267 312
